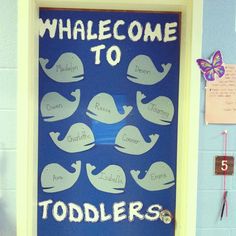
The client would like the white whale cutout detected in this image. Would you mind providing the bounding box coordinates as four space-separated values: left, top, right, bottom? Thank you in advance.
40 89 80 122
49 123 95 153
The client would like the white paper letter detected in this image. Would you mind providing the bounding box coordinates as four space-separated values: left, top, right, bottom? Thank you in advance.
164 22 178 42
106 45 121 66
144 204 162 221
113 20 126 40
144 23 162 42
84 203 100 223
39 19 58 38
100 203 112 222
113 201 127 222
73 20 85 40
128 21 143 42
99 20 112 40
129 201 144 221
68 203 84 222
90 44 106 65
38 199 53 219
87 20 98 40
59 19 72 40
52 201 68 222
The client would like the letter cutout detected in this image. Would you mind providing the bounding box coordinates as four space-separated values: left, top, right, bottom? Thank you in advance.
41 161 81 193
137 91 174 125
86 92 133 124
40 89 80 122
50 123 95 153
39 52 84 83
115 125 159 155
130 161 175 191
86 163 126 194
127 55 171 85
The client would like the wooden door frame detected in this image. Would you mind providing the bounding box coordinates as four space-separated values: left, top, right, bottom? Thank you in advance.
17 0 203 235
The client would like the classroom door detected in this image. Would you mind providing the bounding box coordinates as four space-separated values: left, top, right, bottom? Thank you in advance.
37 8 180 236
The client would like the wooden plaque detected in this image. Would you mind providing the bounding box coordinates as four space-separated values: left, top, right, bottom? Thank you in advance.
215 156 234 175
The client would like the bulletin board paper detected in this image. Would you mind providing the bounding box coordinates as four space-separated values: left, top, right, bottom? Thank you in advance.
38 9 181 236
205 64 236 124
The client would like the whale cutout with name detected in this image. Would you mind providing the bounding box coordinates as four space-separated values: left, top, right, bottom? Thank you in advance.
49 123 95 153
127 55 172 85
86 92 133 124
41 161 81 193
86 163 126 194
39 52 84 83
40 89 80 122
115 125 159 155
130 161 175 191
137 91 174 125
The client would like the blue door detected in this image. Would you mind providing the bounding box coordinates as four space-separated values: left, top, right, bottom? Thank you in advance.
38 8 180 236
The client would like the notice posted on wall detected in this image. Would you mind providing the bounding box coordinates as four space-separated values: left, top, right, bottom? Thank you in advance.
205 64 236 124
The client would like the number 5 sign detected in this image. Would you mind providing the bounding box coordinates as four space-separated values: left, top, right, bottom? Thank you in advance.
215 156 234 175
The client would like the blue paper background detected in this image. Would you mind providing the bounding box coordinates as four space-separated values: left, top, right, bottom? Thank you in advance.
38 9 180 236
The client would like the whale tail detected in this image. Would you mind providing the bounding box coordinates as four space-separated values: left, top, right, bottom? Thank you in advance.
149 134 159 143
161 63 172 76
136 91 146 101
123 105 133 115
130 170 140 180
86 163 96 172
71 89 80 99
49 132 60 142
39 58 49 69
71 161 81 170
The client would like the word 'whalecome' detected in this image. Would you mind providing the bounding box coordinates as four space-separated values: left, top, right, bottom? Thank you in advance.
39 18 178 66
39 18 178 42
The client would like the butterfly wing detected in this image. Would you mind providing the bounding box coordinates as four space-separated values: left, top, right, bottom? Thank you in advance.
215 66 225 78
196 59 216 81
212 51 225 78
196 59 213 73
204 69 216 81
212 50 223 67
197 51 225 81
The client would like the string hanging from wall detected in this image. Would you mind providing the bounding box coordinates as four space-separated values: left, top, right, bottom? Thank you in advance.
220 130 228 220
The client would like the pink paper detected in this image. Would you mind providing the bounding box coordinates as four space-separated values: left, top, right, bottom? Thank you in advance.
205 64 236 124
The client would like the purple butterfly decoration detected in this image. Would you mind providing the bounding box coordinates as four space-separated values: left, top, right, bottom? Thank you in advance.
196 50 225 81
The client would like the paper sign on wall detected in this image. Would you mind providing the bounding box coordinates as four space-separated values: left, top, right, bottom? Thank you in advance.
205 64 236 123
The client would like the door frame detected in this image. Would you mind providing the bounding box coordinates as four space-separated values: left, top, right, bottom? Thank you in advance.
17 0 203 235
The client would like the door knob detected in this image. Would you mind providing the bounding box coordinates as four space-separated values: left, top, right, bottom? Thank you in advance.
160 209 173 224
